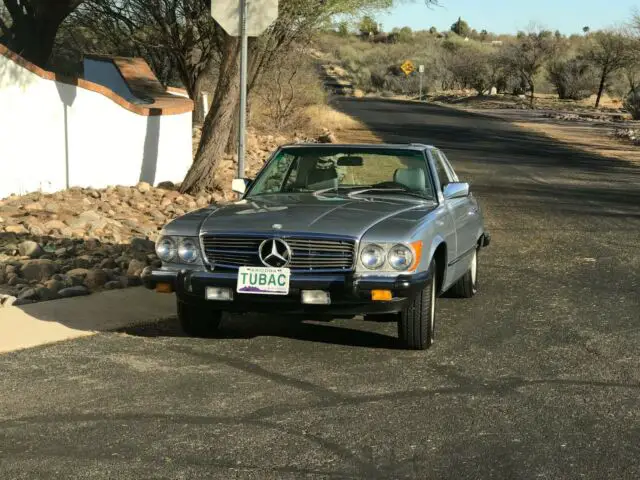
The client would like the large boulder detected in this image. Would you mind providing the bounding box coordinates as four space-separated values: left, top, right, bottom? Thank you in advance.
18 240 44 259
84 269 108 290
58 286 90 298
126 258 147 276
20 259 58 282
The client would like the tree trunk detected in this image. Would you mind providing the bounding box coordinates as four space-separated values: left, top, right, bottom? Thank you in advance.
191 75 206 125
179 37 240 195
3 1 81 68
225 104 240 155
595 69 607 108
7 18 59 67
529 80 535 108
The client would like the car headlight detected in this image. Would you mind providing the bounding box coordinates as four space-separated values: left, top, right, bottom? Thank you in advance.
178 238 199 263
156 236 176 262
388 244 414 271
360 244 385 269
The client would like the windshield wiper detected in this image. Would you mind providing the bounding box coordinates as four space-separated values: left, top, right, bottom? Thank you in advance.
347 187 430 200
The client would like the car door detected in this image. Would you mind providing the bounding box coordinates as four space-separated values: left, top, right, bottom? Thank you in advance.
432 149 478 280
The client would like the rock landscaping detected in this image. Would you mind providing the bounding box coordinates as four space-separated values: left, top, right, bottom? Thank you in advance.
0 182 207 306
1 129 339 306
612 128 640 146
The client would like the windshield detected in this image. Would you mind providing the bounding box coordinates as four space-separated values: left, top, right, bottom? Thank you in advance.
247 147 435 200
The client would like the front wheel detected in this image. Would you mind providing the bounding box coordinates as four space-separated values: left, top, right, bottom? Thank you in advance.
178 300 222 338
450 248 478 298
398 260 437 350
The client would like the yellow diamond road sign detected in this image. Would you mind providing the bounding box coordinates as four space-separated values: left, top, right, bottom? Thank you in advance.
401 60 414 76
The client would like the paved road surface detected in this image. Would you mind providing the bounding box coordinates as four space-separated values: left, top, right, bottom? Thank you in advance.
1 99 639 479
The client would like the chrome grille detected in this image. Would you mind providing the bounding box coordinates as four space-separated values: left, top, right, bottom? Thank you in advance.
202 235 356 272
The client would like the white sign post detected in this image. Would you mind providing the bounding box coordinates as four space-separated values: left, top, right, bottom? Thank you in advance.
211 0 279 180
418 65 425 101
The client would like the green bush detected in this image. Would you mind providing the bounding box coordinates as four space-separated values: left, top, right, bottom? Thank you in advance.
548 57 598 100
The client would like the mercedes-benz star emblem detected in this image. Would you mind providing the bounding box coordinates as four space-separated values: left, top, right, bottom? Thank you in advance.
258 238 292 268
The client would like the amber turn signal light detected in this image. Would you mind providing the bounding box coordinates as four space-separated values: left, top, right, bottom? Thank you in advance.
155 283 173 293
371 289 393 301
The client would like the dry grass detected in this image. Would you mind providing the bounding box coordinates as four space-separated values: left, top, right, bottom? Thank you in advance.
302 104 380 143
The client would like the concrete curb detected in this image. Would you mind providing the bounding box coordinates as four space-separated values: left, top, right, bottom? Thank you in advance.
0 287 175 354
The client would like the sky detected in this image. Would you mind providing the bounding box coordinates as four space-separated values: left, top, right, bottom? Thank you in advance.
377 0 639 35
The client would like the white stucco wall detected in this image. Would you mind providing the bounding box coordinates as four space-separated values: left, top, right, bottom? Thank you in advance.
0 53 192 199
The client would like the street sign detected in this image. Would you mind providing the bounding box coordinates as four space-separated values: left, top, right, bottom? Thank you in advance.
418 64 425 73
211 0 280 183
211 0 279 37
400 60 414 76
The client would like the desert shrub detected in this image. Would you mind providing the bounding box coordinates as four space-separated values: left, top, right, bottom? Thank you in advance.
548 56 598 100
442 41 496 94
624 90 640 119
252 48 326 131
352 66 373 91
337 44 361 65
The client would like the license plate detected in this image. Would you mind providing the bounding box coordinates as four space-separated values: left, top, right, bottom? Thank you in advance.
236 266 290 295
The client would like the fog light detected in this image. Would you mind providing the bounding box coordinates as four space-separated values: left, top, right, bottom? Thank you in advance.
155 283 173 293
206 287 233 301
301 290 331 305
371 290 393 301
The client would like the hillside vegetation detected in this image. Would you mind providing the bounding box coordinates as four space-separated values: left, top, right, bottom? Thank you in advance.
316 17 640 117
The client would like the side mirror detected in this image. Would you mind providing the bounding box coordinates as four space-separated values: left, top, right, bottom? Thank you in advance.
232 178 251 195
443 182 469 200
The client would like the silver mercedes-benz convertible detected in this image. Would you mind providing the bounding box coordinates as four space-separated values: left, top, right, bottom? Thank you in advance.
142 143 490 350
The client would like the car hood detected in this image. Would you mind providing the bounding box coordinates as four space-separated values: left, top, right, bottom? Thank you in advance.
198 194 434 238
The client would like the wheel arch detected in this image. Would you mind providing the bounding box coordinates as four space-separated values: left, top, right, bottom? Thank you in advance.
430 241 447 294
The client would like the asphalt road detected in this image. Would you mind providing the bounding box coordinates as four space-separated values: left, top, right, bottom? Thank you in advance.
1 98 639 479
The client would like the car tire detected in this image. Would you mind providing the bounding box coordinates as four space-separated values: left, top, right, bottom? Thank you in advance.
451 248 478 298
398 259 437 350
177 300 222 338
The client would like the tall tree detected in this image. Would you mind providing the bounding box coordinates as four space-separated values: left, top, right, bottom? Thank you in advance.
181 0 401 194
502 29 556 107
450 17 470 37
584 30 634 107
0 0 84 67
358 15 379 36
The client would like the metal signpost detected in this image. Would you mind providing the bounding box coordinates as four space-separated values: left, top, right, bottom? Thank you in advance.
211 0 279 179
418 64 425 101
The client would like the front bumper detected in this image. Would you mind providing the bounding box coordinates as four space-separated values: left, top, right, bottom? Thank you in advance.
141 267 430 315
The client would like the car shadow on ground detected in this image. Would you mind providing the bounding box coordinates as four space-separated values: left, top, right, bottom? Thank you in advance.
119 314 405 349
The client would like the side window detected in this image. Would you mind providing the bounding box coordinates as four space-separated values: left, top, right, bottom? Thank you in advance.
259 153 296 193
439 151 459 182
431 150 452 190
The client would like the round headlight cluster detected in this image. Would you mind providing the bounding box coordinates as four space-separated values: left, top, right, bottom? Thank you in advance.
155 236 199 264
360 243 415 271
178 238 199 263
388 244 414 271
156 237 176 262
360 244 385 269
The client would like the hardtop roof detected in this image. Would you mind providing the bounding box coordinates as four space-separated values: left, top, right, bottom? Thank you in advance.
279 143 434 152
